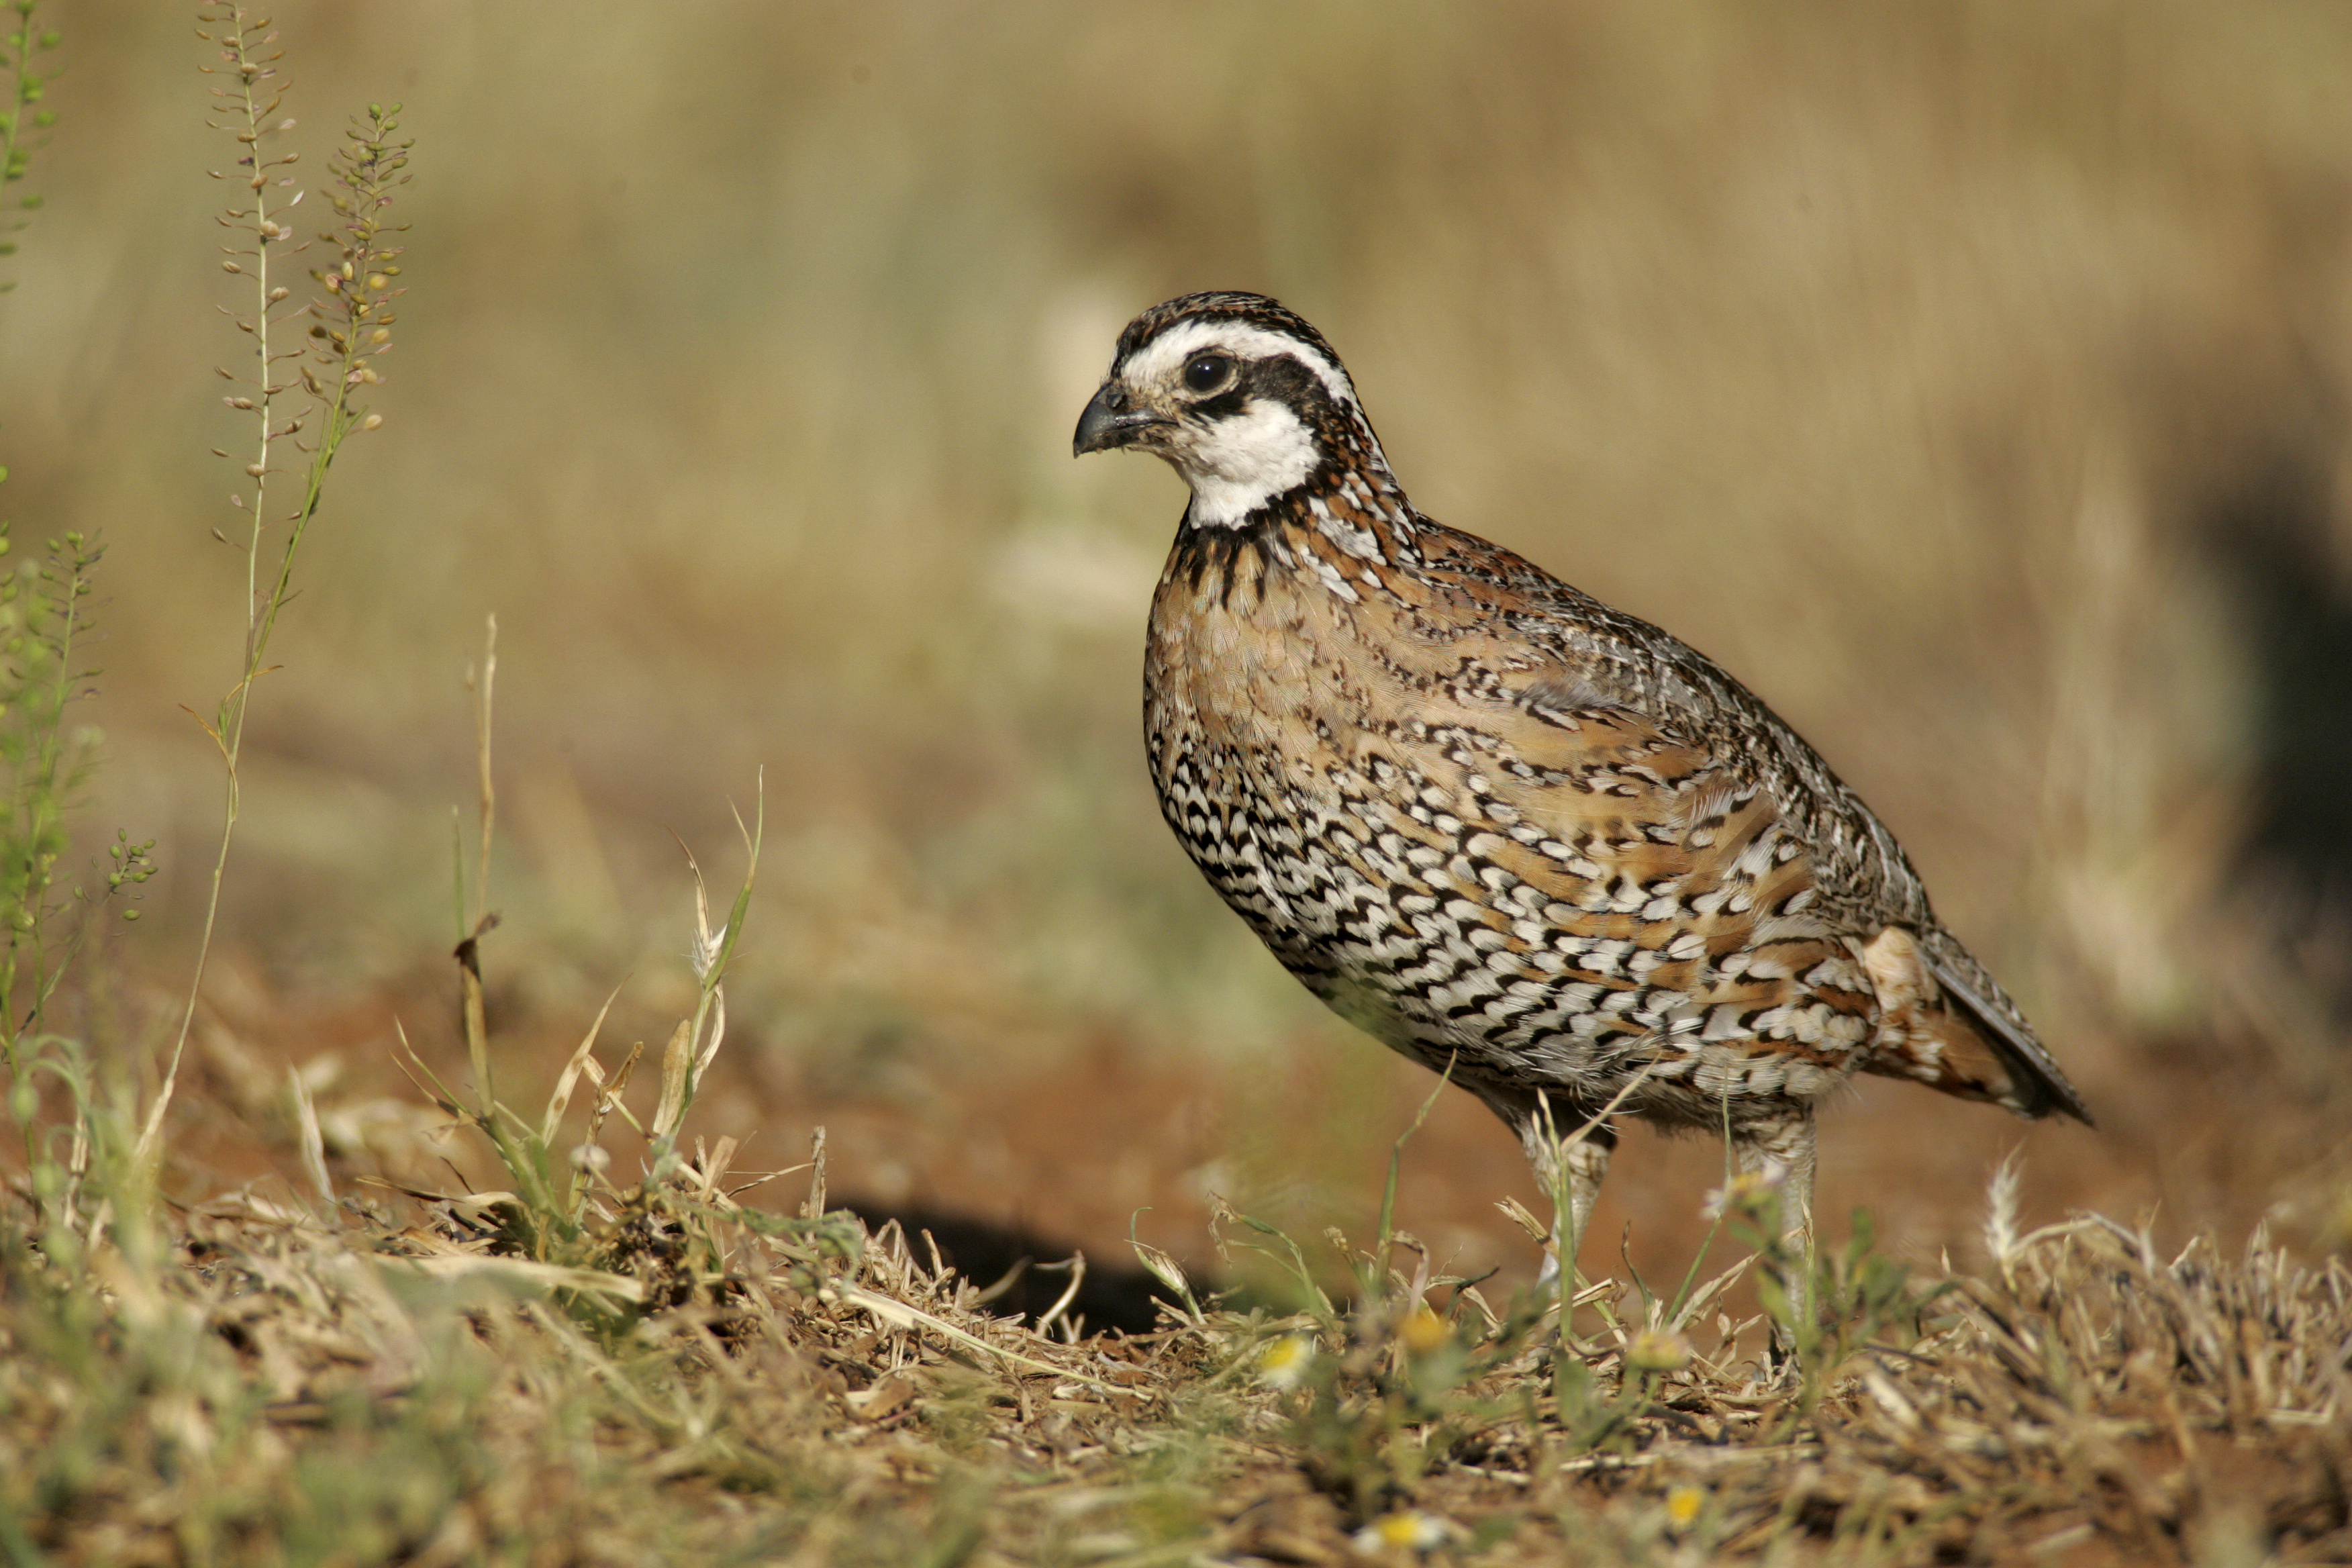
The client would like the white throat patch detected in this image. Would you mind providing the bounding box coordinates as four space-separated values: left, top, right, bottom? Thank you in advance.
1181 397 1319 528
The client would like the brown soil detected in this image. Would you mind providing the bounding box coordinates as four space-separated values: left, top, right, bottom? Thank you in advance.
146 949 2344 1338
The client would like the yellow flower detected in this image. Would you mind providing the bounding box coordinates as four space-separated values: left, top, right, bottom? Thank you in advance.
1257 1333 1315 1388
1665 1483 1704 1530
1351 1510 1453 1554
1398 1305 1450 1356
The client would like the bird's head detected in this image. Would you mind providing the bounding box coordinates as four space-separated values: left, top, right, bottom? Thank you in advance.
1073 291 1387 529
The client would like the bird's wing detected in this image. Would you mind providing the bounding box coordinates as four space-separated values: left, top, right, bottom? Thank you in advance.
1411 516 1935 930
1403 517 2092 1123
1444 685 1881 1091
1483 682 2091 1122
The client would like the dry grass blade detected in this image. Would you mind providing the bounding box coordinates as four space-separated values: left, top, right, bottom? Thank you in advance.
395 1252 648 1305
287 1063 331 1214
829 1283 1122 1391
469 612 495 934
539 980 625 1147
648 1018 693 1144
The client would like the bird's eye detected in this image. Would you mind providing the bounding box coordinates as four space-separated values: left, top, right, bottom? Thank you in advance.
1182 354 1231 393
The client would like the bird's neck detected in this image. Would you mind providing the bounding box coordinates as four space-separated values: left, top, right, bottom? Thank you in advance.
1181 433 1422 558
1167 452 1428 612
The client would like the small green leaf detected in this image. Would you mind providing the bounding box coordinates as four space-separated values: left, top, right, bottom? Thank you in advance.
1757 1272 1791 1327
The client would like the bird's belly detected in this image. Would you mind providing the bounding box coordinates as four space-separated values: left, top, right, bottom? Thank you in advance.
1148 705 1871 1116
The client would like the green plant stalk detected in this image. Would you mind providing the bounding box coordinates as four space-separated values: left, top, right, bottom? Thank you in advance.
0 0 56 239
1532 1065 1653 1334
1228 1208 1335 1320
1542 1093 1578 1322
0 0 64 1177
0 19 30 185
1371 1054 1451 1293
0 548 75 1057
0 20 134 1232
19 542 100 1031
142 64 397 1177
648 779 764 1171
1659 1090 1745 1330
140 13 290 1175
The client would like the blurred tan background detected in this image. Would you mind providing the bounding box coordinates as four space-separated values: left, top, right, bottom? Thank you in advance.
10 2 2352 1294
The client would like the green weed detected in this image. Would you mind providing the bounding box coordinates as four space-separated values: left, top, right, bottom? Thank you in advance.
0 10 155 1240
143 7 411 1179
0 0 58 281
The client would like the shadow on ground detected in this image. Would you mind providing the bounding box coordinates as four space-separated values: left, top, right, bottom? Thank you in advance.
838 1198 1176 1336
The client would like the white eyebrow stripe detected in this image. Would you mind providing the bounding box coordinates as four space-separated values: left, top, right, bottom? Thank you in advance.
1121 317 1361 409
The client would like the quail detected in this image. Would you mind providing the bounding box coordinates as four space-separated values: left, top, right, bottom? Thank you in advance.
1073 291 2090 1315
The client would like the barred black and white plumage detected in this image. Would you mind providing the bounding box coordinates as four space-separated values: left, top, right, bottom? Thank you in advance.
1074 291 2090 1318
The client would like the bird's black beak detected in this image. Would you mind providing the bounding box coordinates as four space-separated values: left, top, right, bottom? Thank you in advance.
1073 383 1163 456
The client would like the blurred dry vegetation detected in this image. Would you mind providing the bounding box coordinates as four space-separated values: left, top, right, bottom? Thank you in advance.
6 0 2352 1432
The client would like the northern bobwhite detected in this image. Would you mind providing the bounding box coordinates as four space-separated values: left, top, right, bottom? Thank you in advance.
1073 291 2090 1299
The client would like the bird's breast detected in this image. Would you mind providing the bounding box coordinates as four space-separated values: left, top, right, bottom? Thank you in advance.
1144 519 1879 1115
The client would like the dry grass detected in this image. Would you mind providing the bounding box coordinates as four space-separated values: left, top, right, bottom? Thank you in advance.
4 1127 2348 1565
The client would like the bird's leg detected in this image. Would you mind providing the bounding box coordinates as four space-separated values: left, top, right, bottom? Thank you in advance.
1732 1106 1818 1369
1526 1113 1615 1291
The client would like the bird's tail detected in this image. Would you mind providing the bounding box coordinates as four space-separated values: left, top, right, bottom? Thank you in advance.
1855 926 2094 1126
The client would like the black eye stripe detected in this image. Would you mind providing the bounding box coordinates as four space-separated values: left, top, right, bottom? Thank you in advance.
1191 387 1247 420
